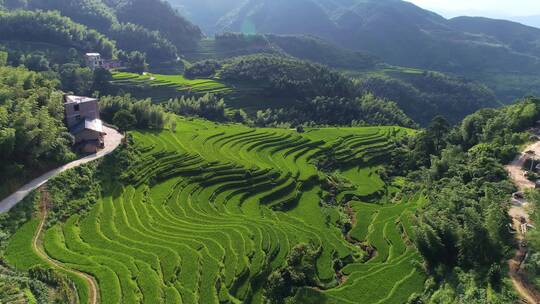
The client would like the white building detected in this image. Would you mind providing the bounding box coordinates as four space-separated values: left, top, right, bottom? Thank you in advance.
85 53 104 70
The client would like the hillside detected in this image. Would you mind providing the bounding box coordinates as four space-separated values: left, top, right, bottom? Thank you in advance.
202 0 540 83
1 0 202 66
167 0 245 35
218 0 338 38
184 33 380 70
4 117 426 303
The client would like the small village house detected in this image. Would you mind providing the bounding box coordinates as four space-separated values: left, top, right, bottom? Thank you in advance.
85 53 122 70
85 53 104 70
64 95 105 153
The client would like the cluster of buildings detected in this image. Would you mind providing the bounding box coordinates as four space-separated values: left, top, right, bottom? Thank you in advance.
59 52 120 153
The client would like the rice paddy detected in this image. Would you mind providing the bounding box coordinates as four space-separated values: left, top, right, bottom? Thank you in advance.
6 117 425 303
111 72 233 102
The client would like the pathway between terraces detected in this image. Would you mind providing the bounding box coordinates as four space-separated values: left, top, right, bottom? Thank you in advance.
0 126 123 213
505 139 540 304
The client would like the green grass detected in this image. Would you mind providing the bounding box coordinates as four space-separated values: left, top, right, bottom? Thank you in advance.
6 117 425 303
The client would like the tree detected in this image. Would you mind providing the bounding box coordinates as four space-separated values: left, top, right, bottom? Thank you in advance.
428 115 450 153
92 68 113 94
265 243 320 303
113 110 137 131
59 63 93 95
119 51 148 74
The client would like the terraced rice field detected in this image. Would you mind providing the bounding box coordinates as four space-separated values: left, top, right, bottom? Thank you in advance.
6 118 425 303
111 72 233 102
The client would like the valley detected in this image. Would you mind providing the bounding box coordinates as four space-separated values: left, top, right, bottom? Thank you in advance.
1 0 540 303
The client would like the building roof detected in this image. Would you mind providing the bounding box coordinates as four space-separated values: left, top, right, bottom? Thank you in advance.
85 53 101 57
70 118 104 135
64 95 98 105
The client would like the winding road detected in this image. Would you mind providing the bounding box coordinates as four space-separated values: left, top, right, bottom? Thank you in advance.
505 139 540 304
0 126 123 213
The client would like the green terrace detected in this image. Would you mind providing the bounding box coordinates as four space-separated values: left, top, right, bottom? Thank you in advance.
111 72 233 102
6 117 425 304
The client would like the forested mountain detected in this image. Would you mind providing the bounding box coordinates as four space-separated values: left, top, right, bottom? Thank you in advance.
448 16 540 57
112 0 202 50
0 10 116 58
218 0 338 38
167 0 244 34
185 33 379 70
186 0 540 78
184 54 497 125
354 71 499 125
1 0 202 64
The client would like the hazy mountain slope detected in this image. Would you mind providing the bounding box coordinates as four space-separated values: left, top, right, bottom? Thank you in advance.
166 0 245 34
449 16 540 56
218 0 338 39
115 0 202 50
215 0 540 76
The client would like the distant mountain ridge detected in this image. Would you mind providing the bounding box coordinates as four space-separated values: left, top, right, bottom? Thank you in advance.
170 0 540 77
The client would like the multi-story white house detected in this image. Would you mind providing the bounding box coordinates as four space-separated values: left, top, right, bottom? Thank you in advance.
64 95 105 153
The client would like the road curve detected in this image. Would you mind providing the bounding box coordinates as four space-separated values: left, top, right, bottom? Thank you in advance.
0 126 123 213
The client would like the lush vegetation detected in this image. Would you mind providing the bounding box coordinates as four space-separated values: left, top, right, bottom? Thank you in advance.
351 69 499 125
110 71 232 102
1 0 203 68
0 63 75 200
3 115 428 303
109 23 178 64
219 55 353 100
113 0 202 51
390 98 540 302
183 33 379 71
0 10 115 58
216 0 540 76
182 54 498 126
27 0 118 33
99 94 168 130
253 94 416 128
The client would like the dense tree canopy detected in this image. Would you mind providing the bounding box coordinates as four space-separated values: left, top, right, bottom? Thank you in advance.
391 98 540 302
355 72 498 125
0 65 75 182
0 10 115 58
109 23 177 64
219 55 354 99
254 94 416 128
28 0 118 32
114 0 202 50
100 94 166 130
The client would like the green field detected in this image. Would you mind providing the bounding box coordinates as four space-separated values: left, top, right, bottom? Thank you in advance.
111 72 233 102
111 71 300 114
6 118 425 303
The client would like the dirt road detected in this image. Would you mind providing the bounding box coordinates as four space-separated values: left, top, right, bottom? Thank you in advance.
505 140 540 303
0 126 123 213
33 189 98 304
